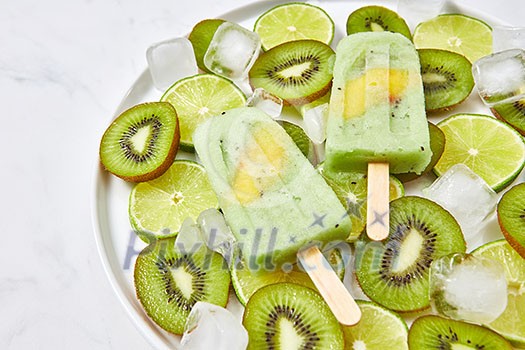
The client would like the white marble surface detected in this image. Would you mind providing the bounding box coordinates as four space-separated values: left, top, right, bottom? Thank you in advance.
1 0 522 349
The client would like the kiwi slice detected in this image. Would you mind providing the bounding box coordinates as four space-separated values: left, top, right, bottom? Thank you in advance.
492 98 525 136
396 122 446 182
346 6 411 40
355 196 466 312
188 19 225 72
134 237 230 335
242 283 344 349
418 49 475 112
99 102 180 182
497 182 525 259
408 315 513 349
248 39 335 106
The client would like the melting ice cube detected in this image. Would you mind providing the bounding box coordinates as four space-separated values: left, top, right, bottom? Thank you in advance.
180 302 248 350
493 26 525 53
430 253 508 324
472 49 525 107
175 218 205 254
204 22 261 80
197 208 236 264
397 0 445 30
302 102 329 144
423 164 498 248
146 37 198 91
246 88 283 119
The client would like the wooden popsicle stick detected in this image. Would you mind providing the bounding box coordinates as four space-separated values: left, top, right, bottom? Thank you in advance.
297 245 361 326
366 162 390 241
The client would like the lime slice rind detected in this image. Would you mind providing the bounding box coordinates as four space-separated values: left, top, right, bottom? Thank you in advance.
254 2 335 50
472 239 525 347
344 300 408 350
129 160 218 242
434 114 525 192
160 74 246 151
413 14 493 63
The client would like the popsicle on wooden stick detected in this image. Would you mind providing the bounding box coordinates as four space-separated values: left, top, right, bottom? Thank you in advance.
325 32 432 241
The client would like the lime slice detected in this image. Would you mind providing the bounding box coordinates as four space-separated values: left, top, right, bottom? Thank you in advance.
413 14 492 62
434 114 525 192
160 74 246 151
472 239 525 347
343 300 408 350
254 2 334 51
231 249 345 306
129 160 218 242
318 165 404 241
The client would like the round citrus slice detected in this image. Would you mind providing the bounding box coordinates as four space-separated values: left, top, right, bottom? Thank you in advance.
343 300 408 350
231 248 345 306
160 74 246 151
472 239 525 347
254 2 334 51
129 160 218 243
413 14 492 63
318 165 404 241
434 114 525 192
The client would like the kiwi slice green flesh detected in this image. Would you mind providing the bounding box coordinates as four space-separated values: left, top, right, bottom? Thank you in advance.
498 182 525 259
242 283 344 349
346 6 411 40
408 315 514 349
248 39 335 106
134 237 230 335
188 19 225 72
397 122 445 183
355 196 466 312
492 98 525 136
419 49 475 112
99 102 180 182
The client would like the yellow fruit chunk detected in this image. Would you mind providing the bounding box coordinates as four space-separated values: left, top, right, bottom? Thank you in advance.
233 125 288 204
344 68 410 119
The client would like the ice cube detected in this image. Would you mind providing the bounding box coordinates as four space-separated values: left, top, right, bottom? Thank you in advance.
397 0 445 30
422 164 498 248
302 102 328 144
197 209 236 265
204 22 261 80
430 253 508 324
175 218 205 254
472 49 525 106
493 26 525 52
246 88 283 119
180 301 248 350
146 37 198 91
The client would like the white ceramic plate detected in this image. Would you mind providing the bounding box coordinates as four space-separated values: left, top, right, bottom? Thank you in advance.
92 1 522 349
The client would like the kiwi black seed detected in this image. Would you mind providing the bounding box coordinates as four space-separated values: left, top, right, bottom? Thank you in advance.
396 122 446 183
134 237 230 335
497 182 525 259
346 6 412 40
99 102 180 182
408 315 513 349
355 196 465 312
248 39 335 106
418 49 475 112
492 98 525 136
242 283 344 350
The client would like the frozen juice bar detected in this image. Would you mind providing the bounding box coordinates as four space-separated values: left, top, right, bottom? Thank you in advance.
193 107 351 269
325 32 431 174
